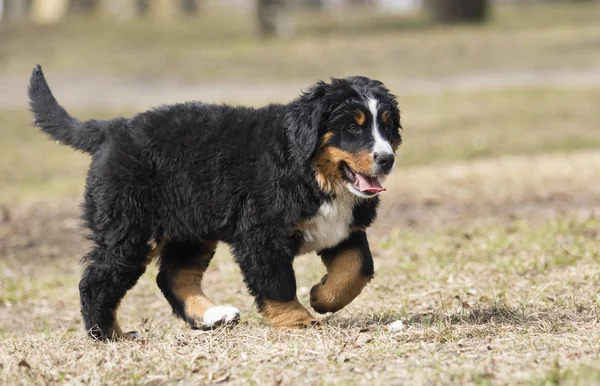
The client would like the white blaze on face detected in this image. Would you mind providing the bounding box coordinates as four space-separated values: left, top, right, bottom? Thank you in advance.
367 98 394 159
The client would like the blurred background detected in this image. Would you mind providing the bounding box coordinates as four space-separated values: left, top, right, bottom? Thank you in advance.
0 0 599 204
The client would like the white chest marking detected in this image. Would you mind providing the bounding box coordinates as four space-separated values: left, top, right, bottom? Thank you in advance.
299 192 357 255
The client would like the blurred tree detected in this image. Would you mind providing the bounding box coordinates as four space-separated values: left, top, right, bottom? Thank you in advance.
69 0 97 14
305 0 323 7
181 0 199 14
427 0 489 23
1 0 30 23
256 0 293 38
100 0 139 20
135 0 200 18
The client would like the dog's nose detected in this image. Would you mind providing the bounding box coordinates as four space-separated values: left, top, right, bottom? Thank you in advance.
374 152 394 172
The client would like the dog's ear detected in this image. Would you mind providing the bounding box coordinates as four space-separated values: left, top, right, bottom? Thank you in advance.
389 97 402 146
285 81 333 163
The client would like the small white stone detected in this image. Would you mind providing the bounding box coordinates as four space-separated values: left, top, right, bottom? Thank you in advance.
202 306 241 329
387 320 405 332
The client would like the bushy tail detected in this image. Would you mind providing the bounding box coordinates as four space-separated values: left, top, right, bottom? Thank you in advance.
28 65 125 154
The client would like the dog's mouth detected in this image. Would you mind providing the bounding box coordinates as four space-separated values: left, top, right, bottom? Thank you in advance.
341 163 386 197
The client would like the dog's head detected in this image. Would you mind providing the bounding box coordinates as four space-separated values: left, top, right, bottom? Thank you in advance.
286 76 402 199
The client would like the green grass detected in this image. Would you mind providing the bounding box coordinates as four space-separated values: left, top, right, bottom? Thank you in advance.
1 2 599 82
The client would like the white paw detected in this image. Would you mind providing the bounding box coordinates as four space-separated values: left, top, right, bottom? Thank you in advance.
202 306 241 330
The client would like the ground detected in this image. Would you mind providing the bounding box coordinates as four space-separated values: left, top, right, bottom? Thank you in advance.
1 2 600 385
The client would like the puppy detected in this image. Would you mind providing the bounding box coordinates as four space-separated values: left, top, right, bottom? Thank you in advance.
28 65 402 340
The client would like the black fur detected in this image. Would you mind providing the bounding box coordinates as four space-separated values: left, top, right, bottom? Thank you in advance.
28 66 402 339
28 65 126 154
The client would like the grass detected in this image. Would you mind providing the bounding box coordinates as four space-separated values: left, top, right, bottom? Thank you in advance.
2 85 600 204
0 188 599 384
1 108 599 383
1 2 600 82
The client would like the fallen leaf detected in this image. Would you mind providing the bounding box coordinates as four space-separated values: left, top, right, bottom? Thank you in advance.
354 334 373 347
18 359 31 369
336 352 351 364
212 372 230 384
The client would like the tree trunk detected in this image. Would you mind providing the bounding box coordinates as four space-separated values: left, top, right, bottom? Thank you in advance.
256 0 293 38
1 0 30 23
427 0 489 24
101 0 139 20
69 0 98 14
180 0 198 15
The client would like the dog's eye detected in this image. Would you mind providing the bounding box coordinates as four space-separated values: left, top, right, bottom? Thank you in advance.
347 124 361 134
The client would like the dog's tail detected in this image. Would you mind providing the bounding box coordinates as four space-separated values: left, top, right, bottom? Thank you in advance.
28 65 125 154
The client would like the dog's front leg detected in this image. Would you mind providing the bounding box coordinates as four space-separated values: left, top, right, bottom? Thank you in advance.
310 231 374 314
233 239 320 328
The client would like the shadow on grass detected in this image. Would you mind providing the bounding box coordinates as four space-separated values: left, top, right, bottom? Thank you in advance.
328 303 591 330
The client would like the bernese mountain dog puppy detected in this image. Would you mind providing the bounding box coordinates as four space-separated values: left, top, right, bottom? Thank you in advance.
28 65 402 340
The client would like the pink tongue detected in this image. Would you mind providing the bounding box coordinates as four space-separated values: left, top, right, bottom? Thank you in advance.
354 174 386 194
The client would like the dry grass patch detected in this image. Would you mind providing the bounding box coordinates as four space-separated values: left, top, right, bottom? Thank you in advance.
378 149 600 230
1 148 599 384
1 213 598 385
0 214 600 384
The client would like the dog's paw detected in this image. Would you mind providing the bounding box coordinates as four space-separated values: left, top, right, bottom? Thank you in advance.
310 282 343 314
201 306 241 330
294 318 322 328
271 315 322 329
274 318 322 329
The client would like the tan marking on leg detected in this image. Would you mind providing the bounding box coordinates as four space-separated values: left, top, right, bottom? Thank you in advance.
262 298 320 328
171 241 218 320
310 248 370 313
110 303 124 340
354 110 366 126
108 301 138 340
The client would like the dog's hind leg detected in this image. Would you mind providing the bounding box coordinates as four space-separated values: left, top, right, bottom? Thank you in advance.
156 240 240 330
79 242 151 341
